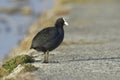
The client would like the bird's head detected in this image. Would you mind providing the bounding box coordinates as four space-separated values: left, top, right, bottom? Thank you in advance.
55 17 69 27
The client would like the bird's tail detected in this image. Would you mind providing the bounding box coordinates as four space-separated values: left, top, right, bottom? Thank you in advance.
30 44 33 49
30 46 32 49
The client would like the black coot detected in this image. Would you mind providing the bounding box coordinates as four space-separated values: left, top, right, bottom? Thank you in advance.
30 17 68 63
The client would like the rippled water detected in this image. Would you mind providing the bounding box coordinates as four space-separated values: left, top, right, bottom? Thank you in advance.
0 0 54 59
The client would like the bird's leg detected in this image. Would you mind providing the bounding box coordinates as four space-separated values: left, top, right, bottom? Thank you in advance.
43 51 49 63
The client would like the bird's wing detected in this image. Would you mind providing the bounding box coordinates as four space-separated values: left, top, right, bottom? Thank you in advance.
31 27 58 48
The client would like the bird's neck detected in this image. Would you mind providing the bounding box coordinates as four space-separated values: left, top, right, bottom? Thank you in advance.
55 25 64 32
55 22 64 28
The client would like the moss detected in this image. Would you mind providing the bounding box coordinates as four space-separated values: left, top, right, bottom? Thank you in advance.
0 55 34 78
2 55 34 73
0 67 9 77
20 64 38 73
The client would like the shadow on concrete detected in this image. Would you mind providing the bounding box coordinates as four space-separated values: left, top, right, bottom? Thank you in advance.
68 57 120 62
34 59 60 64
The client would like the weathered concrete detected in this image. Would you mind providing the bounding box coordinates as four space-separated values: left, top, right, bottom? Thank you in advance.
31 3 120 80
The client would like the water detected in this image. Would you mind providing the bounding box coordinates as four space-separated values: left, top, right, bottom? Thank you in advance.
0 0 54 59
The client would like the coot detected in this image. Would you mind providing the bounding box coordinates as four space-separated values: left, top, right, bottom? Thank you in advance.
30 17 68 63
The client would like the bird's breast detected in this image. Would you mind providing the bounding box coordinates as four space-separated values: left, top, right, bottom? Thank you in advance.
44 31 64 51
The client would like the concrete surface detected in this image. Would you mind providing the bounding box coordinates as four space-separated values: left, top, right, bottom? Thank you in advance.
31 3 120 80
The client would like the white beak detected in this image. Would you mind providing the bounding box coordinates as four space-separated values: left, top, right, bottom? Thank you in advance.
64 21 69 26
63 18 69 26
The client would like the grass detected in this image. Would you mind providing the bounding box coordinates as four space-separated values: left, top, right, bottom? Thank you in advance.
20 64 38 73
4 64 37 80
20 36 33 51
0 67 9 77
2 55 34 73
0 55 34 77
3 64 38 80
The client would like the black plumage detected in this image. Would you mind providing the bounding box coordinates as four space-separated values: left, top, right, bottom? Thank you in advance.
30 17 68 63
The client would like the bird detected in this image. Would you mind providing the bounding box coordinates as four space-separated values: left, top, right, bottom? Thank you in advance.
30 17 68 63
